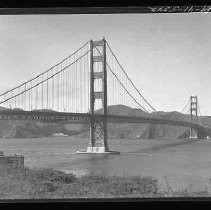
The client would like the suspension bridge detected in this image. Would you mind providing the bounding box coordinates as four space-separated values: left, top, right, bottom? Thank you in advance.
0 38 209 154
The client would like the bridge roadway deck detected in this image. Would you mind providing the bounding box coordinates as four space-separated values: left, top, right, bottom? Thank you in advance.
0 109 204 130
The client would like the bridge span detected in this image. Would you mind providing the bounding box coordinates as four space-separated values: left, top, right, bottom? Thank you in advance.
0 109 208 139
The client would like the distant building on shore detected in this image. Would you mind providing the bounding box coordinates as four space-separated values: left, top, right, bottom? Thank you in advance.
52 133 68 137
0 151 24 166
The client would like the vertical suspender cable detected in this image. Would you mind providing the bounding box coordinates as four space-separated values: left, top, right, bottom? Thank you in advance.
6 94 8 109
60 65 63 112
73 61 75 113
10 92 12 109
52 69 54 110
36 77 38 109
42 75 43 110
57 69 58 111
60 66 62 111
61 66 63 111
76 54 77 113
31 80 33 110
14 91 16 108
47 71 49 109
22 88 23 110
17 88 19 108
70 66 72 112
24 83 26 110
80 56 82 112
87 51 89 113
28 83 30 110
63 68 65 111
68 67 70 112
66 67 68 111
83 55 85 112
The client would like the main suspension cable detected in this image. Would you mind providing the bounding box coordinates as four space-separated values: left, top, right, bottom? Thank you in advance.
106 40 157 112
0 40 90 97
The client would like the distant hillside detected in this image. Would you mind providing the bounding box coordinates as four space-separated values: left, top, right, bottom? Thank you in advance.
0 105 210 139
0 106 8 111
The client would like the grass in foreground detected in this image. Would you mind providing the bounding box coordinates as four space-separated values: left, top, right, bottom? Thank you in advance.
0 165 209 199
0 165 158 199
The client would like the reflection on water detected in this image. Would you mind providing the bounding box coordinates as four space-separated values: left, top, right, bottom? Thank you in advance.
65 155 112 177
0 137 211 191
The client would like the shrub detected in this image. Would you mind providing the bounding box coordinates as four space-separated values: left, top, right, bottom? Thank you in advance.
35 168 76 183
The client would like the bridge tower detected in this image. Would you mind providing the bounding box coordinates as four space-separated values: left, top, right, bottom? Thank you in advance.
88 38 108 153
189 95 198 138
77 38 119 154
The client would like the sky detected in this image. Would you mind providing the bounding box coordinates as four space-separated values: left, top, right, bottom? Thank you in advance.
0 13 211 114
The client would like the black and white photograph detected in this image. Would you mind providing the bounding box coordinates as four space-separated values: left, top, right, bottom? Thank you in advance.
1 6 211 200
